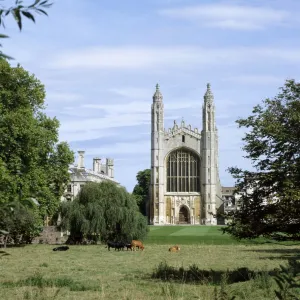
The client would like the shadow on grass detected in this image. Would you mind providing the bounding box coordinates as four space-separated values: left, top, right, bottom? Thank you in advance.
0 250 10 258
149 260 282 285
243 248 300 261
245 248 300 254
259 255 300 260
245 240 300 246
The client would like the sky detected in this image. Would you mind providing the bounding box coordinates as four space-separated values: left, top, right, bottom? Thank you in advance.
3 0 300 191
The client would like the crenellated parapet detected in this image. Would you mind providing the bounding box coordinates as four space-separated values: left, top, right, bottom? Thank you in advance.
164 119 201 139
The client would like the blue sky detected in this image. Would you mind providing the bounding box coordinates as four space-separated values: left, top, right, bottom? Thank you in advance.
3 0 300 191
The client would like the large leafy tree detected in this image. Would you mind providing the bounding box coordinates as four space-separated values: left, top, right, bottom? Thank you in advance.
0 0 52 59
0 59 74 220
223 79 300 241
60 181 149 243
132 168 151 216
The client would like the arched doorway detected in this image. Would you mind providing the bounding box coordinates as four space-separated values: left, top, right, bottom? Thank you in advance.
179 206 190 224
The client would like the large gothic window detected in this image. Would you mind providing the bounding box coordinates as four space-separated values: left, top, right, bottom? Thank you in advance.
166 148 200 192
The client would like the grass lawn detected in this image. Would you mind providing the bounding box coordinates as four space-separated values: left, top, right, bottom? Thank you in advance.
1 243 300 300
1 226 300 299
146 225 265 245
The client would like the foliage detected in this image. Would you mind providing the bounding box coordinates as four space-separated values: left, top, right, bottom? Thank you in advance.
223 79 300 241
0 59 74 221
0 0 52 59
213 274 236 300
132 168 151 216
153 259 300 299
0 201 42 244
60 181 149 243
274 259 300 300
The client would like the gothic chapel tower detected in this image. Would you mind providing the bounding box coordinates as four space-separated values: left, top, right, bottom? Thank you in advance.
201 84 222 225
149 83 222 225
150 84 165 224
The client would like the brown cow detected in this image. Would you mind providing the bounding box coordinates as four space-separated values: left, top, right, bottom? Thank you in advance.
169 245 180 252
131 240 145 251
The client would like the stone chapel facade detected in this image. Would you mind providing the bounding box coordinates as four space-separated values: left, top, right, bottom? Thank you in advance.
149 83 223 225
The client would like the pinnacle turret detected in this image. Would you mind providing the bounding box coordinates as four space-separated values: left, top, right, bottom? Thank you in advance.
153 83 163 102
204 83 214 103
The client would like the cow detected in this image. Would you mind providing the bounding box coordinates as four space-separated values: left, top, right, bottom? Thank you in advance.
131 240 144 251
106 241 126 251
169 245 180 252
53 246 69 251
125 243 132 250
115 242 126 251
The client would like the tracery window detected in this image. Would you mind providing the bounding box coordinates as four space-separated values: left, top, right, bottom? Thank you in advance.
166 148 200 192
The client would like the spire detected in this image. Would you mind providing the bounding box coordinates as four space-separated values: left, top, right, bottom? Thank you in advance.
153 83 163 102
204 83 214 103
181 117 185 127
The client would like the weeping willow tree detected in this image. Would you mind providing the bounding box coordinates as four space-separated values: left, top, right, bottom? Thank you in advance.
60 181 149 243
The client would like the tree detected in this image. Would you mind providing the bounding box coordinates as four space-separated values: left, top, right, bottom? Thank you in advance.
60 181 149 243
132 169 151 216
0 0 52 59
223 79 300 241
0 59 74 221
0 201 42 245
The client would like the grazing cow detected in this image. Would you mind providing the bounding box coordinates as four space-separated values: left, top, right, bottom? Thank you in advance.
125 243 132 251
169 245 180 252
131 240 144 251
106 241 126 251
115 242 126 251
53 246 69 251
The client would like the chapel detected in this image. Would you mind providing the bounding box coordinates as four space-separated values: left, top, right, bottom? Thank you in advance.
149 83 223 225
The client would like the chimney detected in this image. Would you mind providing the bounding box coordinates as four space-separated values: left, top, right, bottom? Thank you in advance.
93 157 101 173
77 151 85 168
106 158 114 178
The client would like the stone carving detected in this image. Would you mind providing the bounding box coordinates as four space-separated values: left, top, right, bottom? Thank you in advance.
164 127 201 139
175 197 191 207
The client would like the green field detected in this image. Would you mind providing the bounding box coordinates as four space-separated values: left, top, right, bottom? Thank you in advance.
146 225 258 245
1 227 300 299
1 243 300 299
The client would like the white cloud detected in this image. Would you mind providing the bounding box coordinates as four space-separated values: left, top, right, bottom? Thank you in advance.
47 46 300 70
46 92 83 103
82 100 200 114
59 129 117 143
58 99 202 142
108 87 153 99
159 4 291 30
222 75 287 85
81 140 150 156
59 114 149 139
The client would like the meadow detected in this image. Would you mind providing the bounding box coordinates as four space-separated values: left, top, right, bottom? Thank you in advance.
1 226 300 300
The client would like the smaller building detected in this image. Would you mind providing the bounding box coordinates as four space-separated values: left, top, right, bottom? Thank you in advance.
222 187 237 212
61 150 119 202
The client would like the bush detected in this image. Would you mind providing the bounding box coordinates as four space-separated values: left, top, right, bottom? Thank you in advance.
60 181 149 243
0 202 42 245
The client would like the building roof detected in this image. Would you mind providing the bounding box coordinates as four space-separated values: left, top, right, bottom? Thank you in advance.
222 187 236 194
69 166 119 184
